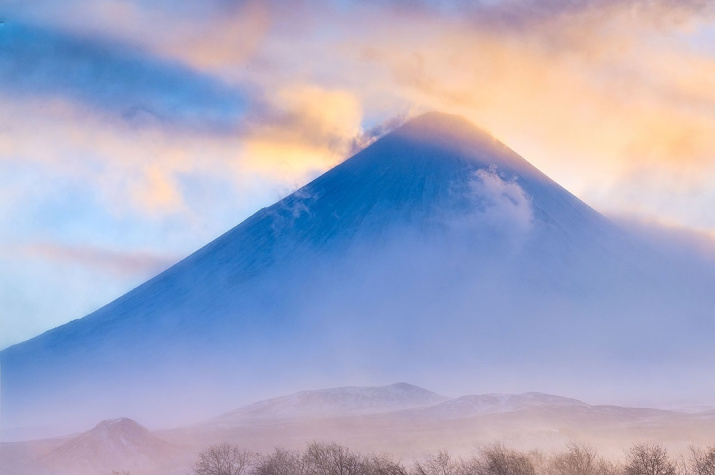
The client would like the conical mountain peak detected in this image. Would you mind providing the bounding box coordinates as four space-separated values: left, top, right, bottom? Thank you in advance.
0 111 626 435
341 112 543 187
394 111 495 142
283 111 596 246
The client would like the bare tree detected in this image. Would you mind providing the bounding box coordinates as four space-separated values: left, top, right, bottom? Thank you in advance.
363 453 408 475
476 443 535 475
303 441 364 475
624 443 677 475
688 446 715 475
549 442 616 475
193 443 257 475
255 448 308 475
414 450 457 475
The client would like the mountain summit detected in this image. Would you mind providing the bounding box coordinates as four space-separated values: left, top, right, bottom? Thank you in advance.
1 112 713 438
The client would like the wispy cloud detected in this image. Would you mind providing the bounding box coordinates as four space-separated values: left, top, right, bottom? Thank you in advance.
6 0 714 201
18 242 176 278
0 21 246 131
2 0 714 229
5 0 272 75
470 168 533 235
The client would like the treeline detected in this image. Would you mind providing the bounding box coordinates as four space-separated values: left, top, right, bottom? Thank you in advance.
193 441 715 475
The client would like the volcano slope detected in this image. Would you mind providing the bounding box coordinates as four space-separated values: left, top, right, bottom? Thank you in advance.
2 112 713 437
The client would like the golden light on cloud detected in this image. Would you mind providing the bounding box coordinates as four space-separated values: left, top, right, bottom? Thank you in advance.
4 0 715 233
0 94 222 217
152 1 271 73
327 3 715 217
242 85 363 180
130 165 184 214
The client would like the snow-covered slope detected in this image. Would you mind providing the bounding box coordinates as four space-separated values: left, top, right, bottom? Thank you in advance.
1 112 714 438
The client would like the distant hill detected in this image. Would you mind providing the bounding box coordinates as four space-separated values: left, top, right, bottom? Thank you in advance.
215 383 448 422
4 383 715 475
39 418 180 475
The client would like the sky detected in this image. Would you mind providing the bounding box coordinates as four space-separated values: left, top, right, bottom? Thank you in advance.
1 0 715 350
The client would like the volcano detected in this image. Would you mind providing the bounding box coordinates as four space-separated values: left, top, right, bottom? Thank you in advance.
2 112 713 438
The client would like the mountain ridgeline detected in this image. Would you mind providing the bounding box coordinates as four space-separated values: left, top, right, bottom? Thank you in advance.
1 112 713 438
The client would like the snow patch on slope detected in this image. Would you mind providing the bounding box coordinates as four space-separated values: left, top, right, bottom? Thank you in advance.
217 383 448 422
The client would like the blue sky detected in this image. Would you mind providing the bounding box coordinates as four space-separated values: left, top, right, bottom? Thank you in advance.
1 0 715 348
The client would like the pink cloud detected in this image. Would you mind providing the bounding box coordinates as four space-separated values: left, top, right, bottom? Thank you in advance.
20 242 176 279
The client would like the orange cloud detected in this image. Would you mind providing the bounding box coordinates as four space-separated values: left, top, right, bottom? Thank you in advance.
0 86 365 217
242 85 363 179
5 0 715 232
321 3 715 205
